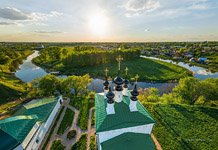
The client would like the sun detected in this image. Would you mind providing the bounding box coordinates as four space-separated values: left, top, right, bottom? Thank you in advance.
88 13 109 36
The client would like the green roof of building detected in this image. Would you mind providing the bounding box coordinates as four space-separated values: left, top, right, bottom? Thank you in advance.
95 93 155 132
0 129 19 150
101 132 155 150
0 97 58 149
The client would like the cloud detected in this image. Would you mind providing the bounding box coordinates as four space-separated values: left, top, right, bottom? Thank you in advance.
0 7 63 21
34 30 63 34
0 21 16 25
144 27 150 32
124 0 160 12
0 7 30 20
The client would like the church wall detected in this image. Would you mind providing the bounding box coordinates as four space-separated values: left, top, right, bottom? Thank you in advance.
97 123 154 144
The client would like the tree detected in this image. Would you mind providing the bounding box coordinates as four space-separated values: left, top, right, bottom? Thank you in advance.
173 77 200 104
61 74 92 97
38 74 61 96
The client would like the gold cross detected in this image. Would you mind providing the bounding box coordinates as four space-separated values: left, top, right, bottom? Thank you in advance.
104 68 109 77
125 67 128 76
116 55 123 70
135 74 139 83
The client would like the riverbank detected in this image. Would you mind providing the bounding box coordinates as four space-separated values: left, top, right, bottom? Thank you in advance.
0 50 33 114
34 57 192 82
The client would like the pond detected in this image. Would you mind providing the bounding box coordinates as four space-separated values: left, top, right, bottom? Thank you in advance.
14 51 217 93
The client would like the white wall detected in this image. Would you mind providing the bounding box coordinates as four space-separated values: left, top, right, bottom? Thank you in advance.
97 123 154 144
21 97 63 150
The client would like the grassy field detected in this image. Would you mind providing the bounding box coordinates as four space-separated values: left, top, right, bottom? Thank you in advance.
57 108 75 135
63 57 192 82
144 103 218 150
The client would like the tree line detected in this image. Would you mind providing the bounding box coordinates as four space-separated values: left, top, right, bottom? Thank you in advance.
33 46 141 70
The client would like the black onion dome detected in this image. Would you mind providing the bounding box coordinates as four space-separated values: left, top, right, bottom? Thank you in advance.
106 87 115 104
123 79 129 88
103 79 109 87
113 76 124 85
131 84 139 101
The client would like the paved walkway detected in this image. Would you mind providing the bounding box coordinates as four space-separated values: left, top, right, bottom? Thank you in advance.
87 107 95 150
151 133 162 150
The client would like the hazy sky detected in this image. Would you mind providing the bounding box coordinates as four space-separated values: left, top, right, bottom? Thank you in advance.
0 0 218 42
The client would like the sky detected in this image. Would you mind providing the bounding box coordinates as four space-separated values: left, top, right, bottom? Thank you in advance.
0 0 218 42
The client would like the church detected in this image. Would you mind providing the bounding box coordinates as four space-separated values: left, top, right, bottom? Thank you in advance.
95 56 156 150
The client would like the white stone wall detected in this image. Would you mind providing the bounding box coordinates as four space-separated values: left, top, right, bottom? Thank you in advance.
17 96 63 150
97 123 154 144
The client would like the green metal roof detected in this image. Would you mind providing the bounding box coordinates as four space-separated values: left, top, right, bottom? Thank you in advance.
0 129 19 150
101 132 155 150
0 97 58 148
95 93 155 132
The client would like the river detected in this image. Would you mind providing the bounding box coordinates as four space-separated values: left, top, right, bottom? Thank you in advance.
14 51 217 93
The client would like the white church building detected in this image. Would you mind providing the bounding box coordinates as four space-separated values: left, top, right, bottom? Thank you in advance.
95 66 156 150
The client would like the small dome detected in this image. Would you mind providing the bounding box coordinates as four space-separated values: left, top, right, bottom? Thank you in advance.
103 80 109 87
113 76 124 85
106 87 115 104
124 79 129 85
131 84 139 101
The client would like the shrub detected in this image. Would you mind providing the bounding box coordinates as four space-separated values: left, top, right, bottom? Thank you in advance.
51 140 65 150
67 130 77 140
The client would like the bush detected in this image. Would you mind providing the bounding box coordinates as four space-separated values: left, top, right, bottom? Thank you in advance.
51 140 65 150
67 130 77 140
71 134 87 150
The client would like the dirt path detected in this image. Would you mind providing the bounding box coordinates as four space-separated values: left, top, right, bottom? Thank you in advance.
87 107 95 150
151 133 162 150
46 100 69 149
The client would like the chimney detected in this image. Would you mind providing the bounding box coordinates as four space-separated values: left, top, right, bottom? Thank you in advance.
106 87 115 115
129 84 139 112
122 78 129 96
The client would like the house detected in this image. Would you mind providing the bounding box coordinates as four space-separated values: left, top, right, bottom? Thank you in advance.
198 57 207 63
95 73 155 150
0 96 63 150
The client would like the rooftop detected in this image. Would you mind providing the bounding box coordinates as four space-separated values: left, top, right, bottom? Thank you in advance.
0 97 58 149
101 132 155 150
95 92 155 132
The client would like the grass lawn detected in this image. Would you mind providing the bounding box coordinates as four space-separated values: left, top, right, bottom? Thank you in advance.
144 103 218 150
57 108 75 135
71 134 87 150
90 135 96 150
63 57 192 82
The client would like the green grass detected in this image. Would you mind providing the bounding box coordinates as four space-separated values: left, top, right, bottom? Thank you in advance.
57 108 75 135
71 134 87 150
90 135 96 150
42 106 64 150
63 57 192 82
77 98 89 130
91 108 95 126
70 96 94 130
51 140 65 150
144 103 218 150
